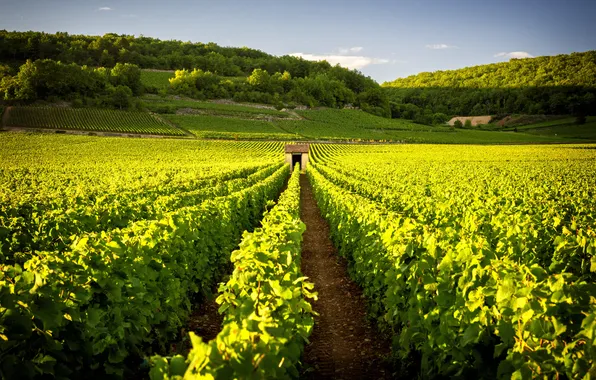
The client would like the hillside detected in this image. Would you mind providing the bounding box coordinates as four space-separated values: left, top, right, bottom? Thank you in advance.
383 51 596 123
468 115 596 140
3 98 592 144
0 30 289 75
1 31 595 142
0 30 389 116
384 51 596 89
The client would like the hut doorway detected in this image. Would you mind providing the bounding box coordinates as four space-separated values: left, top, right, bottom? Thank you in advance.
292 154 302 170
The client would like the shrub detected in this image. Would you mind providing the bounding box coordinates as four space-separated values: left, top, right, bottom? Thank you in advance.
575 114 587 125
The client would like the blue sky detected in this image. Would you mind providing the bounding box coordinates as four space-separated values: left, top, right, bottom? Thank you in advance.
1 0 595 83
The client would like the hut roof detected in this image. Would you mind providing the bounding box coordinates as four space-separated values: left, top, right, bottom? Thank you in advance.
285 144 310 153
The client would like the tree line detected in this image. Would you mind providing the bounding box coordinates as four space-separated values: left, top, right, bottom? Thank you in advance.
0 60 143 109
165 68 389 115
0 30 391 115
383 51 596 123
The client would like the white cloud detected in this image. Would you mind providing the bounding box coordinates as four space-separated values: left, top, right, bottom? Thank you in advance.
338 46 364 54
289 53 389 70
494 51 534 59
98 7 113 11
425 44 457 49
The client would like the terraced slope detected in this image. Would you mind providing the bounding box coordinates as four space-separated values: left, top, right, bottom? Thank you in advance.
3 106 185 136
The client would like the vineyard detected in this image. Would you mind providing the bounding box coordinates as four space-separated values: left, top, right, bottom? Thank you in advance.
2 104 593 143
296 108 430 131
273 118 579 143
151 165 314 378
1 132 595 379
3 107 185 136
0 134 290 378
307 143 596 379
164 114 297 140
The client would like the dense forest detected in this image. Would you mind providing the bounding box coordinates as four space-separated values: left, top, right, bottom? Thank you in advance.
0 30 390 115
383 51 596 124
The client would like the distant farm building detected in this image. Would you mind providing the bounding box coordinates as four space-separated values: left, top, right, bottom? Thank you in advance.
448 116 492 126
285 144 309 171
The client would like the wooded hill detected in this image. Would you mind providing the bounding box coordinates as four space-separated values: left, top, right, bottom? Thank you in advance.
0 30 389 116
2 31 595 126
383 51 596 124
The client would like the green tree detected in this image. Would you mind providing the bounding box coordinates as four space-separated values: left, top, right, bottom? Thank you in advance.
357 88 390 118
575 115 587 125
247 69 271 93
432 113 449 125
109 85 133 109
110 63 142 95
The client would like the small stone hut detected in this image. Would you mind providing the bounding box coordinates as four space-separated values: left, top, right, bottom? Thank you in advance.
285 144 309 171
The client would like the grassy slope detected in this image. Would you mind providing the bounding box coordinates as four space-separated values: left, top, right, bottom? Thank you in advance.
278 108 583 143
3 103 591 143
276 120 576 143
164 114 295 140
142 96 289 117
137 68 594 143
524 118 596 140
296 109 430 131
501 117 577 131
140 70 175 89
491 116 596 140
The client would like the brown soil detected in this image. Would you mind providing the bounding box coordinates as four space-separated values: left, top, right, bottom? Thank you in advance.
185 299 223 342
448 115 493 126
170 294 224 355
299 174 394 379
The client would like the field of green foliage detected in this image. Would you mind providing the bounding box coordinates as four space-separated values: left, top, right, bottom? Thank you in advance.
0 134 293 378
164 114 296 140
2 133 595 379
140 70 175 90
3 106 185 136
2 104 593 143
525 122 596 140
142 96 289 117
504 116 596 139
273 109 586 143
297 108 429 130
307 143 596 379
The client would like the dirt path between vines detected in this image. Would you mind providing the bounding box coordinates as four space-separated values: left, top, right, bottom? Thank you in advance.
299 174 394 379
